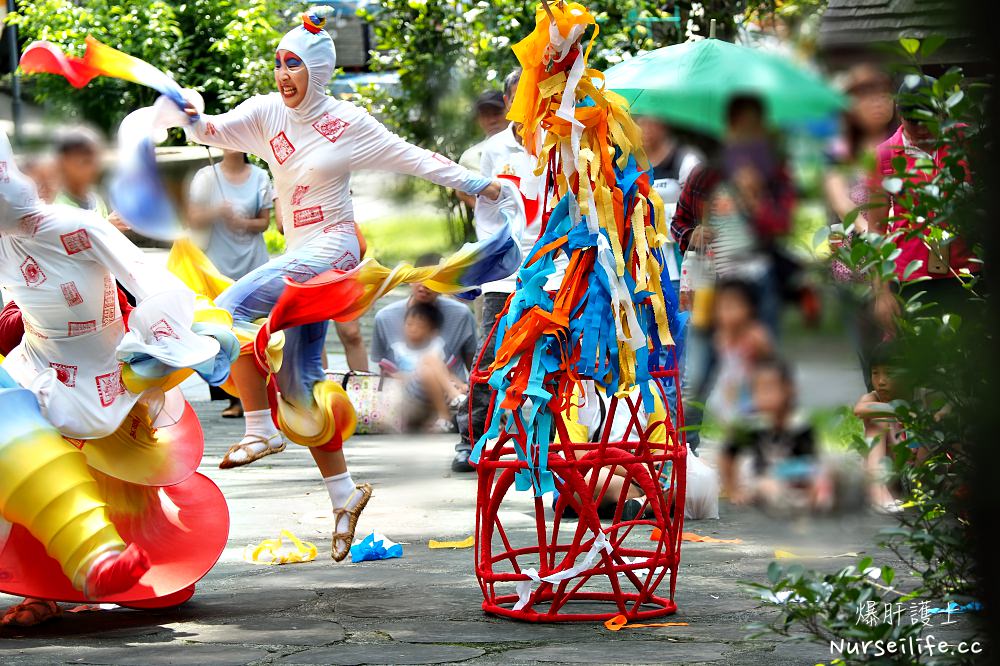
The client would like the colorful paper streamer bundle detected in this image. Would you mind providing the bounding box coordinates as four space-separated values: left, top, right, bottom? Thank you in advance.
468 1 682 497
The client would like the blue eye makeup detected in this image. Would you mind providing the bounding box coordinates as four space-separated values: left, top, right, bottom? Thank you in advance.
285 57 303 68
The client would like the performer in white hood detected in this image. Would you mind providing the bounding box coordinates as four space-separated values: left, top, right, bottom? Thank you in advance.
172 6 517 560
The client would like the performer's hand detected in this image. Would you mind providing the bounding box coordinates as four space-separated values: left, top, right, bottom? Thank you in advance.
107 211 130 232
183 101 199 118
479 181 503 201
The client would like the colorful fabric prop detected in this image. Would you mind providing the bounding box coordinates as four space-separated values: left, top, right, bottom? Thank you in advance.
244 530 318 565
350 531 403 563
428 535 475 549
20 38 193 240
604 614 689 631
0 388 228 604
469 1 680 498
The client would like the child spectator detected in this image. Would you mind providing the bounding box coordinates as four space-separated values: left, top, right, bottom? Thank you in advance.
854 345 907 512
53 126 128 233
379 302 468 433
721 357 828 510
706 278 773 428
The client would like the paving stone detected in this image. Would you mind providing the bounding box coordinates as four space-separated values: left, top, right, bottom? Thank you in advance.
165 615 345 646
381 619 594 643
501 640 728 663
0 644 266 666
280 642 484 665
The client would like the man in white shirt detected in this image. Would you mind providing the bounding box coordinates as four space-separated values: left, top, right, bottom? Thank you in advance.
455 90 508 208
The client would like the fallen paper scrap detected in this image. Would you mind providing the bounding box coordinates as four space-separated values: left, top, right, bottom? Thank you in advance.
650 527 742 544
428 535 475 549
604 614 689 631
244 530 318 565
350 530 403 563
68 603 118 613
774 549 861 560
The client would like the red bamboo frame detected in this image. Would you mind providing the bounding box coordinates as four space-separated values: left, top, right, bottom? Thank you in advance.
469 317 686 622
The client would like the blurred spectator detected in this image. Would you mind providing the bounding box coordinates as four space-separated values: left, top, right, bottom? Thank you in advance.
639 117 704 294
53 126 128 233
187 149 275 417
378 301 469 433
371 252 478 424
854 344 907 513
19 154 59 204
674 95 796 452
869 75 976 333
721 357 828 511
705 279 773 427
824 64 897 387
456 89 508 208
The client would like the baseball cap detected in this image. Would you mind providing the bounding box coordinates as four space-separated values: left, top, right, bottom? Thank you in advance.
474 90 505 115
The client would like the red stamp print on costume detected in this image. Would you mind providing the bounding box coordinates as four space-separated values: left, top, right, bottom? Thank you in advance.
23 319 48 340
60 229 92 255
331 250 358 270
292 206 324 228
129 416 141 439
68 320 97 337
18 214 42 236
101 275 116 327
61 281 84 307
50 362 78 387
431 153 454 166
205 122 218 136
20 256 46 287
291 185 309 206
321 221 352 235
269 132 296 164
95 366 126 408
284 260 319 284
312 113 350 144
150 318 179 341
0 161 8 183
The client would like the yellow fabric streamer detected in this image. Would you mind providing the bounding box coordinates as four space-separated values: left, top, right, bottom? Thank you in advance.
166 237 234 301
244 529 318 565
428 536 476 549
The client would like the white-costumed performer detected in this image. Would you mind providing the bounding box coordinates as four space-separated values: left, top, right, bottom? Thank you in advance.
161 6 520 561
0 129 237 626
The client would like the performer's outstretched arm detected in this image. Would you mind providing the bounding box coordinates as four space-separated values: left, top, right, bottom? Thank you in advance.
349 111 495 196
183 97 265 157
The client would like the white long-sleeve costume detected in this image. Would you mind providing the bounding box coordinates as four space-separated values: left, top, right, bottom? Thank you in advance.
0 206 220 438
186 92 491 253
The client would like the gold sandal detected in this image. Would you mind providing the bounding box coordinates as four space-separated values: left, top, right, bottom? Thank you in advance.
1 598 61 627
331 483 373 562
219 433 286 469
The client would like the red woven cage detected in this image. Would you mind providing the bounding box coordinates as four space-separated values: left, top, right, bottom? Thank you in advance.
469 322 686 623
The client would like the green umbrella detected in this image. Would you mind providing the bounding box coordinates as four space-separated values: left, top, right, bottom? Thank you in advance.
604 38 846 137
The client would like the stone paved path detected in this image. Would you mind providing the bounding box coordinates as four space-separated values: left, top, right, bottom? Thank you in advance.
5 320 981 664
2 397 911 665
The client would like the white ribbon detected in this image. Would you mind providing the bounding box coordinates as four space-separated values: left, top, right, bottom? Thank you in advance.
512 530 613 611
